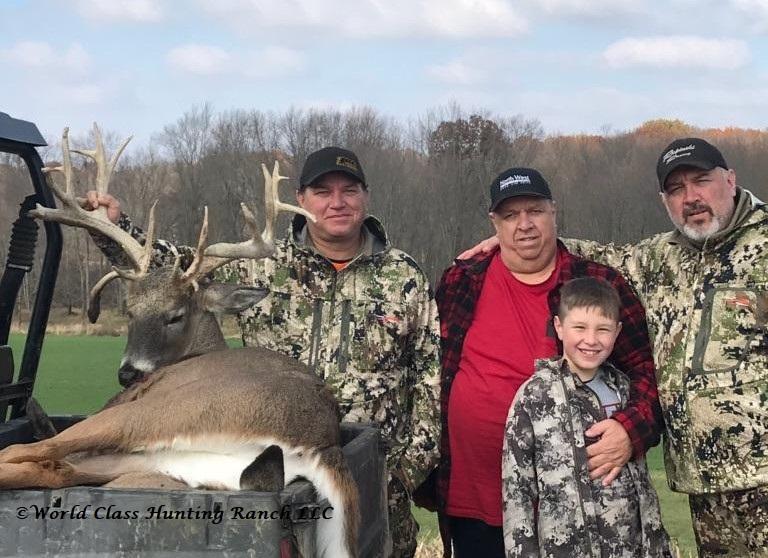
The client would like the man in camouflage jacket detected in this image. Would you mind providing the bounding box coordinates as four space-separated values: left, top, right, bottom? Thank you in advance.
502 357 670 558
89 146 441 558
568 138 768 556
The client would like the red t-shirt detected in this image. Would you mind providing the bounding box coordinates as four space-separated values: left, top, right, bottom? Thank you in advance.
446 252 560 525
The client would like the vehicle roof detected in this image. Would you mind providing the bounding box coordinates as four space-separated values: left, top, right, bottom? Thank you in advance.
0 112 47 147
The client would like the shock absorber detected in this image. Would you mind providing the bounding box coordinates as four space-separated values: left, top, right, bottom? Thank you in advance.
0 195 39 343
8 196 39 270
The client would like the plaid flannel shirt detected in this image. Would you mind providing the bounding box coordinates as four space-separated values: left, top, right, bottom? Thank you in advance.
431 242 662 557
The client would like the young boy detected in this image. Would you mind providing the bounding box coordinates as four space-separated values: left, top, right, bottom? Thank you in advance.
501 277 671 558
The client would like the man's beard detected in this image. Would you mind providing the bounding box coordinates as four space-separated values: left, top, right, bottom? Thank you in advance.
680 215 725 241
667 202 727 241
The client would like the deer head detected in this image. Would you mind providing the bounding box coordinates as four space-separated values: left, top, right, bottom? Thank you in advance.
31 125 315 387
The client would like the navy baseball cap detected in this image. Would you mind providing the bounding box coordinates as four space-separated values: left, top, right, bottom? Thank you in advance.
489 167 552 211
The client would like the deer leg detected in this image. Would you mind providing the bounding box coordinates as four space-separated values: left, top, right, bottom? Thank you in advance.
26 397 58 440
0 440 57 464
240 445 284 492
0 460 118 489
0 400 147 464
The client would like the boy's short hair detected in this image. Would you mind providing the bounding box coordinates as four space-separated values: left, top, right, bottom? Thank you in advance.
558 277 621 322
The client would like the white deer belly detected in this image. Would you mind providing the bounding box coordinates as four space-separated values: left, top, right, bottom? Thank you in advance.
151 449 260 489
145 435 318 490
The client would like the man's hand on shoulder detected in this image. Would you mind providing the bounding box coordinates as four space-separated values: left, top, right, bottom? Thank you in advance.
585 419 632 486
457 235 499 260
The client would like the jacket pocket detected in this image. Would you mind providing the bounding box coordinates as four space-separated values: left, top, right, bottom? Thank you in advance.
693 285 768 382
689 285 768 478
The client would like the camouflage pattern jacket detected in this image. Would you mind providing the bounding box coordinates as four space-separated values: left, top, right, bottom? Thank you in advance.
569 188 768 495
96 213 441 494
502 358 670 558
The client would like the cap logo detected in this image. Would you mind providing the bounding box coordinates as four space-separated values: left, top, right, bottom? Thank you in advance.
662 144 696 166
499 174 532 190
336 156 359 172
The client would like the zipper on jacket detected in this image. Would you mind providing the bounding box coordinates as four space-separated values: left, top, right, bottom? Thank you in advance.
327 273 338 322
558 375 598 558
338 299 352 374
309 299 323 374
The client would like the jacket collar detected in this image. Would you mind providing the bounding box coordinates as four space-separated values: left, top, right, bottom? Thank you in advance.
536 356 624 391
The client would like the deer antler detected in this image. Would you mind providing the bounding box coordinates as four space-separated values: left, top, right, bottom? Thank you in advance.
261 160 315 244
85 200 160 322
30 124 143 269
28 124 160 323
72 123 132 201
177 161 315 288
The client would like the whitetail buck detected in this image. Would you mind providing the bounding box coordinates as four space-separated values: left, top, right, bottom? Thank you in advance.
0 125 360 558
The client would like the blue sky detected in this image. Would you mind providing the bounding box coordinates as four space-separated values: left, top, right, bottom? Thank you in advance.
2 0 768 149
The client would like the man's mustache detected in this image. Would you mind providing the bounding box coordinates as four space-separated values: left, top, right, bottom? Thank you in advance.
683 202 713 218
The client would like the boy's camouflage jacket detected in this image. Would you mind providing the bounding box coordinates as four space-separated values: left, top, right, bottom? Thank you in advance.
502 358 671 558
95 212 441 494
569 188 768 495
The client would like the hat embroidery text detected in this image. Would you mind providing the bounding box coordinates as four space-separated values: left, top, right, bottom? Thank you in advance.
335 156 359 172
662 145 696 165
499 175 532 190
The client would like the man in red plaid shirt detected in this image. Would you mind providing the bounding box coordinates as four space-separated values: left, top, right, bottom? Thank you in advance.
429 167 662 557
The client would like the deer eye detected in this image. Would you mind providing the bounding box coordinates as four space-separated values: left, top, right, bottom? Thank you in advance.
166 311 185 325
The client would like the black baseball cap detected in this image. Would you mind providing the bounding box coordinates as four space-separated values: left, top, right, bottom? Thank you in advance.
299 146 366 188
657 138 728 190
489 167 552 211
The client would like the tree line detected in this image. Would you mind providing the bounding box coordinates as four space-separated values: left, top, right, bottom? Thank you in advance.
2 105 768 326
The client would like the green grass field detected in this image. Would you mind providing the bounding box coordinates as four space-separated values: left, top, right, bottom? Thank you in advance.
6 333 697 555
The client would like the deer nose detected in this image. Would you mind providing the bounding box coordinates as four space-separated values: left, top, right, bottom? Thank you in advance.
118 364 145 387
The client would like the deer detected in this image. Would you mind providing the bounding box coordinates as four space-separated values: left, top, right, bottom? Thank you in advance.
0 125 360 558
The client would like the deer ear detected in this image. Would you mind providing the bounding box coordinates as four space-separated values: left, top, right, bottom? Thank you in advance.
200 284 269 315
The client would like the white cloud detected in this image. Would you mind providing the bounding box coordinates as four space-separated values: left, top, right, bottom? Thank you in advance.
74 0 164 23
167 44 306 78
196 0 527 38
427 60 486 85
0 39 119 113
533 0 643 17
731 0 768 14
602 36 750 70
730 0 768 31
420 0 526 37
1 41 92 76
167 45 233 75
